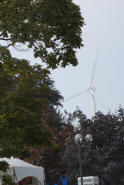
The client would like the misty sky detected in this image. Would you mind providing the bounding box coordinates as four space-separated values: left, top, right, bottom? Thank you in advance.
51 0 124 117
11 0 124 117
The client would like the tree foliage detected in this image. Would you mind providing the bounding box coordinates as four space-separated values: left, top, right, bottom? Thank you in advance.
22 111 74 185
0 1 84 183
0 47 63 158
26 107 124 185
60 108 124 185
0 0 84 69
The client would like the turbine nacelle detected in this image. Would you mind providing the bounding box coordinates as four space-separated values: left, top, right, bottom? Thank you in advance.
88 86 96 95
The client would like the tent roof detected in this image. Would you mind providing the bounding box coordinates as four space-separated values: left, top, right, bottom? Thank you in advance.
0 157 45 185
0 157 38 167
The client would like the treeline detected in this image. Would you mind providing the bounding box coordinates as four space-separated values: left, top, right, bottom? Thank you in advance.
22 107 124 185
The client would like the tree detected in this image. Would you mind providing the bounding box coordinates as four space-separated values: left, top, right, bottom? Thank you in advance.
22 110 74 185
0 1 84 183
55 108 124 185
0 46 65 184
0 0 84 69
0 47 63 159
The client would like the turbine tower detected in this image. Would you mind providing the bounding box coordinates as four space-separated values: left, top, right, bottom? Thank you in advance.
88 54 97 116
64 55 98 117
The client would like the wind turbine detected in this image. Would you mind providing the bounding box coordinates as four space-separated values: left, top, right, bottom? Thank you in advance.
64 55 98 117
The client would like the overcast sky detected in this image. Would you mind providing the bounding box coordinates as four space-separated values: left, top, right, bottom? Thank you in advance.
11 0 124 118
51 0 124 117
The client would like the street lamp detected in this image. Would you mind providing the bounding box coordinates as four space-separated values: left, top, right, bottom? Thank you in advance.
74 134 93 185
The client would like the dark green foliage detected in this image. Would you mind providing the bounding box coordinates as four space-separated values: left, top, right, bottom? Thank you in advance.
47 109 66 130
59 108 124 185
0 1 84 184
22 107 124 185
0 161 9 172
0 0 84 68
23 117 73 185
2 175 16 185
0 47 63 158
0 161 16 185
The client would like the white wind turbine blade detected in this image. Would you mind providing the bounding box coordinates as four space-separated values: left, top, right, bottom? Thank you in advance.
89 54 98 86
64 88 89 102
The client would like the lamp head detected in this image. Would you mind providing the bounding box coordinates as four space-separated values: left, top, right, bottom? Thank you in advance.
75 134 83 143
85 134 93 143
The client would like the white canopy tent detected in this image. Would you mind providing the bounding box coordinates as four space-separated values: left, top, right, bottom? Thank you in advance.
0 157 45 185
